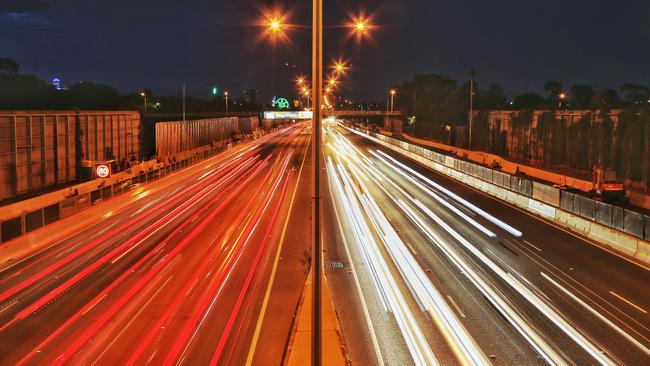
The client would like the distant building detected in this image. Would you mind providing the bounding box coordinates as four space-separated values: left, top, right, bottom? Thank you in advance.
243 89 258 105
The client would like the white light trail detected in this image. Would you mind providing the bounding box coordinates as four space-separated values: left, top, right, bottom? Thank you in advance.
375 150 523 237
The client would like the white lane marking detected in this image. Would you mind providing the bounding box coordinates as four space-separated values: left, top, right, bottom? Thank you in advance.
446 296 466 318
405 242 417 255
82 294 108 316
513 236 650 338
542 272 650 356
0 300 18 314
521 240 542 252
609 291 648 314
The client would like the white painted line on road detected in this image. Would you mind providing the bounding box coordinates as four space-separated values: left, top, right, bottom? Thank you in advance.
446 296 466 318
609 291 648 314
0 299 18 315
406 242 418 255
542 272 650 356
521 239 542 252
82 293 107 316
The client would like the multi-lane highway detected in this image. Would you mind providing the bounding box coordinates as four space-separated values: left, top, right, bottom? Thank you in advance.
1 119 649 366
323 124 650 366
0 124 312 366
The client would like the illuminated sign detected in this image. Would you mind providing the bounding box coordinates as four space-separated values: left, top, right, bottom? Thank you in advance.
52 78 64 91
95 164 111 178
263 111 313 120
275 98 291 109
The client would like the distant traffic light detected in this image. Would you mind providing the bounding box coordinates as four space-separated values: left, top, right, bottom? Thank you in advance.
212 86 219 96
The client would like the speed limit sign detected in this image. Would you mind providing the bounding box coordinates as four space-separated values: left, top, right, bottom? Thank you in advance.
96 164 111 178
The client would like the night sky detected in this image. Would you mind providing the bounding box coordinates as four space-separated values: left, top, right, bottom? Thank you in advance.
2 0 649 103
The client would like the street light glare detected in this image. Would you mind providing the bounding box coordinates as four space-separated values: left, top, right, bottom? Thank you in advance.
355 21 367 32
332 60 348 75
267 17 284 33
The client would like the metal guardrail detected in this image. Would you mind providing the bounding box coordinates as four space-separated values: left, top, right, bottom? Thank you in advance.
354 126 650 242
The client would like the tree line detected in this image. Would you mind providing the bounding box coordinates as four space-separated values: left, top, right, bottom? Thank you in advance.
392 73 650 188
0 57 262 112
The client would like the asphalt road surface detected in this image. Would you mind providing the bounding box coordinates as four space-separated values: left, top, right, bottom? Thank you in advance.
0 123 312 366
322 124 650 366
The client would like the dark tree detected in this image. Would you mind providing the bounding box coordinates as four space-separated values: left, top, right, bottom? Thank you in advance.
543 80 563 101
513 92 546 109
568 84 595 109
620 83 650 105
590 88 621 110
0 57 20 74
480 83 508 109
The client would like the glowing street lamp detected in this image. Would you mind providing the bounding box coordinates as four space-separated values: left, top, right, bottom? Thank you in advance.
332 60 348 75
224 91 229 114
354 19 368 34
296 76 306 85
140 91 147 114
390 89 396 113
267 16 284 34
559 92 566 108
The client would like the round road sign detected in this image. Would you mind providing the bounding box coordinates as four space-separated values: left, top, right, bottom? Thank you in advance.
96 164 110 178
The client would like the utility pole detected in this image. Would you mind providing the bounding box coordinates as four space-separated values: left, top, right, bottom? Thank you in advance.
468 68 475 150
311 0 322 365
182 84 186 123
412 90 417 134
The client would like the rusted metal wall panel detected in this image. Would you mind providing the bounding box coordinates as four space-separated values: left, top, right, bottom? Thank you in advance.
155 118 235 157
78 111 140 163
0 110 138 201
0 115 16 198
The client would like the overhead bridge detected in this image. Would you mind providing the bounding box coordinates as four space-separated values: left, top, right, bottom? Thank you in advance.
263 110 403 120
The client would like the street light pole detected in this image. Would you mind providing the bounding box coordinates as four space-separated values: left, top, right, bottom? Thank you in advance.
140 92 147 115
182 84 186 123
468 78 474 150
468 68 476 150
225 91 229 114
311 0 322 364
390 89 396 113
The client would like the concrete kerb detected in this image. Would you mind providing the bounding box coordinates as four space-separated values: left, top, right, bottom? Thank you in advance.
347 126 650 266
